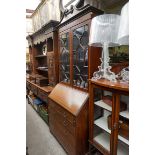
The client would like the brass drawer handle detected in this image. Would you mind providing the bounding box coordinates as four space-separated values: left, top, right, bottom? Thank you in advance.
73 119 76 126
63 112 67 117
63 120 68 127
64 130 68 135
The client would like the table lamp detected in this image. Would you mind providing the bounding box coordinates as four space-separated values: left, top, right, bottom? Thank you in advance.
118 2 129 45
89 14 120 82
117 2 129 83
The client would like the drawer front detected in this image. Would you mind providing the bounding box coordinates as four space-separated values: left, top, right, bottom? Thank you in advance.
48 108 55 133
55 110 75 136
49 100 76 126
54 116 76 155
30 84 37 95
38 89 48 103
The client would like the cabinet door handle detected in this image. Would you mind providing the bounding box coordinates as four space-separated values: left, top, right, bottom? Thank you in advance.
113 123 119 130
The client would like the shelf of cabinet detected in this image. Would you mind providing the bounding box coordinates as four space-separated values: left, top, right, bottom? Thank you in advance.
94 100 112 112
81 74 88 77
118 135 129 145
36 68 48 72
94 132 110 152
64 71 70 74
94 116 128 145
120 110 129 119
94 116 111 134
117 140 129 155
94 133 129 155
35 55 47 58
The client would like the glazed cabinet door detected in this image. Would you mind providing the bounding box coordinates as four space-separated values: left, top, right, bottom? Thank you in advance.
59 31 70 84
89 86 114 155
72 24 89 90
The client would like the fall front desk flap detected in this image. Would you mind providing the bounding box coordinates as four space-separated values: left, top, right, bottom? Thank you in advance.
48 83 89 116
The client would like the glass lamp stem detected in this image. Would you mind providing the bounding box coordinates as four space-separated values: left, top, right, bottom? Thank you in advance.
103 42 109 69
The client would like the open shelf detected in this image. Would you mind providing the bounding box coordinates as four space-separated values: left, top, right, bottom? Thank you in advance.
94 100 112 112
81 74 88 77
36 68 48 72
120 110 129 119
94 116 111 134
94 116 129 145
35 55 47 58
94 132 129 155
118 135 129 145
94 132 110 152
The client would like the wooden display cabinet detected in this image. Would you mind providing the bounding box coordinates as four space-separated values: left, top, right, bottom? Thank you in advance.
26 20 59 124
89 79 129 155
48 1 104 154
57 3 103 91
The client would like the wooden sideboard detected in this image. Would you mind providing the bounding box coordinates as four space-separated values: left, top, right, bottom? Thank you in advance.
26 79 53 103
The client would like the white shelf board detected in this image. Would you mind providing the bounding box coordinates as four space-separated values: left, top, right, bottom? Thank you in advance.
94 100 112 111
94 117 129 145
117 140 129 155
118 135 129 145
94 117 111 134
120 110 129 119
94 133 129 155
94 132 110 152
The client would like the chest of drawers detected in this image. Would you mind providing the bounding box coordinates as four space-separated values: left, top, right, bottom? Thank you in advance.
48 83 89 155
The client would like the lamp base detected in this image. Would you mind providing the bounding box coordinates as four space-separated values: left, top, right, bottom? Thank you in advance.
92 65 117 82
92 42 118 82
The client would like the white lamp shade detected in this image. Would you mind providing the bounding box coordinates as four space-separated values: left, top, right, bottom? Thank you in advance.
89 14 120 47
118 2 129 45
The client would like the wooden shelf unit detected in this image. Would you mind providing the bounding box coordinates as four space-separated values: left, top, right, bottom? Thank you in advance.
26 20 59 87
35 55 47 58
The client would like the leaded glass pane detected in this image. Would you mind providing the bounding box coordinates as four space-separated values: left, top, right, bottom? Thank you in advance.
73 25 89 89
59 32 70 83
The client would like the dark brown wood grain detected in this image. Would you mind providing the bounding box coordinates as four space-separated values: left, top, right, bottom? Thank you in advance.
53 30 59 85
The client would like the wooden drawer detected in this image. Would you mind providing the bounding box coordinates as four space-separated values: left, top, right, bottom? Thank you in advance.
54 116 76 155
30 84 38 95
55 110 75 136
49 100 76 126
38 89 48 103
48 108 56 133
